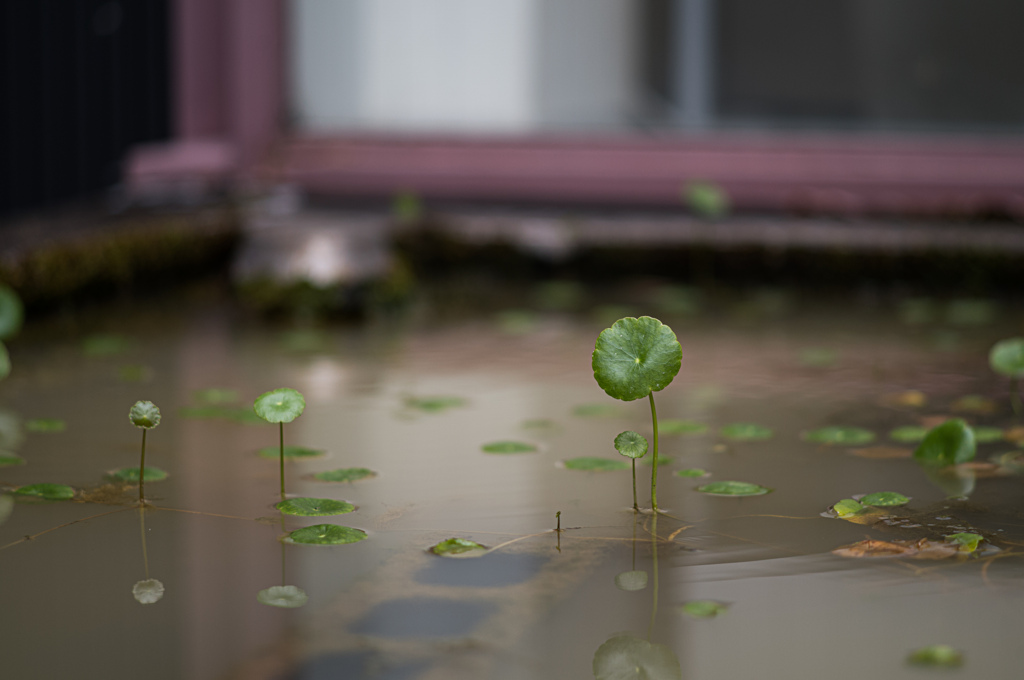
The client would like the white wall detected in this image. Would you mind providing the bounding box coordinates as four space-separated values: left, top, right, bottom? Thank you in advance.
290 0 639 133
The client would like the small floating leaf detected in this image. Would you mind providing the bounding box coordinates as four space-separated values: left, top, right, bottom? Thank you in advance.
945 532 983 553
14 483 75 500
639 456 673 467
879 390 927 408
82 334 132 356
129 401 161 429
0 284 24 340
947 298 997 326
833 538 958 559
311 467 377 483
430 537 489 557
572 403 621 418
697 481 771 496
798 347 838 368
592 316 682 402
614 570 648 591
685 181 730 219
257 585 308 608
405 395 467 413
179 406 264 424
719 423 773 441
973 426 1005 443
951 395 997 414
914 419 976 465
276 497 354 516
593 634 682 680
25 419 65 433
675 468 709 478
614 431 648 459
285 524 367 545
194 388 239 404
990 338 1024 378
562 457 630 471
481 440 537 454
833 499 863 517
889 426 928 443
680 600 729 619
849 445 913 459
860 491 909 507
0 453 25 467
258 445 325 460
132 578 165 605
522 418 556 430
108 467 168 482
253 388 305 424
660 420 708 435
803 426 875 445
117 365 152 382
907 645 963 668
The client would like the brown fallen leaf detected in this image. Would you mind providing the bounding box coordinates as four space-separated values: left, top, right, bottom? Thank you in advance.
951 395 997 414
879 390 927 408
1004 426 1024 444
833 538 959 559
848 445 913 459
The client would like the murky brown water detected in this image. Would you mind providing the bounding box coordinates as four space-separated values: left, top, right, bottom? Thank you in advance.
1 282 1023 679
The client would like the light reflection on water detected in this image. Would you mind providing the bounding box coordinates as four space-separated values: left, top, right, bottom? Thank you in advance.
0 287 1022 680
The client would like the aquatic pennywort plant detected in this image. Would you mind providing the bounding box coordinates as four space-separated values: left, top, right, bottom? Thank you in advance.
129 401 161 504
614 430 648 512
989 337 1024 417
593 316 682 512
253 387 306 500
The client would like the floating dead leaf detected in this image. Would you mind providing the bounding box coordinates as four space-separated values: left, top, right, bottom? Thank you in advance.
848 445 913 459
1004 427 1024 444
954 462 1007 479
833 538 959 559
919 415 957 429
879 390 927 408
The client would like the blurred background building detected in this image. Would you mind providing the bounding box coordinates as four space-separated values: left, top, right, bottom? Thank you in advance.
4 0 1024 219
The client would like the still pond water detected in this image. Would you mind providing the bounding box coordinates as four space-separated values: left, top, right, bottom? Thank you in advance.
1 281 1023 680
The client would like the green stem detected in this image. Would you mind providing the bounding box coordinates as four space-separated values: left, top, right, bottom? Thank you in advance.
139 429 147 505
632 459 638 511
649 393 660 512
279 422 286 501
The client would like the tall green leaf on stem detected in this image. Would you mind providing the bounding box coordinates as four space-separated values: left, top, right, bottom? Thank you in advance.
254 388 306 500
989 338 1024 418
129 401 161 505
593 317 682 512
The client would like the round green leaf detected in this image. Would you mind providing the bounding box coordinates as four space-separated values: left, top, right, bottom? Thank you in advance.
562 457 631 471
257 585 308 608
914 419 976 465
108 467 168 483
593 634 682 680
0 452 25 467
253 388 306 424
659 419 708 435
0 284 23 340
258 445 325 460
680 600 729 619
614 430 648 459
285 524 367 546
907 645 963 668
833 499 864 517
14 483 75 500
719 423 774 441
973 426 1005 443
311 467 377 483
989 338 1024 378
696 480 771 496
129 401 161 429
675 468 709 478
132 578 165 605
614 570 648 591
481 440 537 454
0 342 9 381
890 426 928 443
25 419 65 433
275 497 354 516
803 426 875 446
592 316 682 402
430 537 489 557
945 532 983 553
860 491 909 507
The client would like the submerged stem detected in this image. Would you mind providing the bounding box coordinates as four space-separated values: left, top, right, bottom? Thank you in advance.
139 429 147 505
139 507 150 578
632 459 638 511
279 422 286 501
649 393 660 512
647 513 659 641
